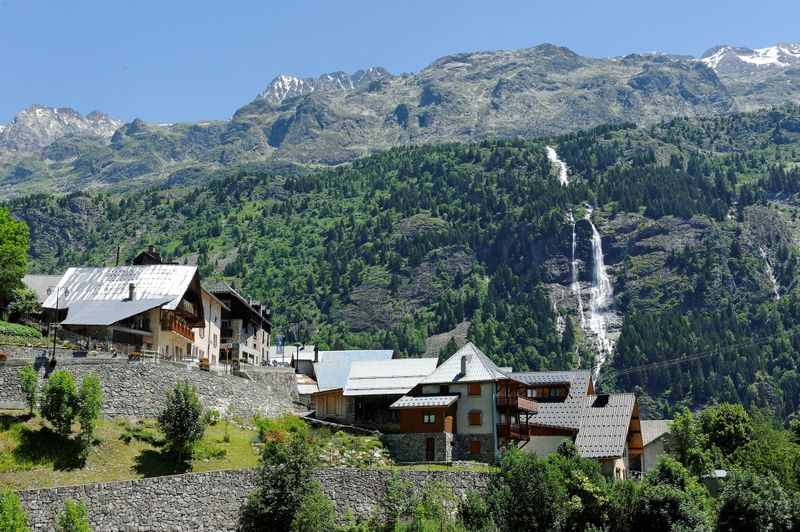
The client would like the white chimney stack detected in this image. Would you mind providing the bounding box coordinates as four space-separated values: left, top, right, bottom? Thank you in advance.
461 355 469 375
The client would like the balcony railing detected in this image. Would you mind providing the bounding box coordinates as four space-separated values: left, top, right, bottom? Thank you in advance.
161 318 195 342
497 423 530 441
496 395 539 413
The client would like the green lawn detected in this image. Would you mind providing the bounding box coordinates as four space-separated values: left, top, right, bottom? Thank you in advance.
0 411 261 490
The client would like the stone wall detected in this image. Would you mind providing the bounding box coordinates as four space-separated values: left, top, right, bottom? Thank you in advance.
17 467 492 531
0 358 298 419
454 433 496 463
0 344 107 360
382 432 454 462
238 366 299 402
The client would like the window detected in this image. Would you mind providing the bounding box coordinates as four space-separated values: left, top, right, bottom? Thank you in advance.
468 440 481 456
423 412 436 424
526 388 537 398
468 383 481 396
199 328 204 340
549 387 565 398
440 385 449 394
468 410 482 426
213 333 218 348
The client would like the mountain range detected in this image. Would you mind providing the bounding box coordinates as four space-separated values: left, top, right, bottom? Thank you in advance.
1 42 799 198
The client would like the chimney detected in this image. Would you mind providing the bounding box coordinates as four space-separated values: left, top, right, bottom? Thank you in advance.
461 355 469 375
128 283 136 301
314 345 319 363
148 244 155 253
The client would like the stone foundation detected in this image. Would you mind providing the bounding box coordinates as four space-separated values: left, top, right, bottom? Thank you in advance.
454 433 496 463
381 432 454 462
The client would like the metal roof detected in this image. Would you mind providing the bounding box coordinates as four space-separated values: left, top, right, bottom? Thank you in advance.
391 394 460 409
60 298 172 327
313 350 394 393
205 280 271 326
296 374 319 395
640 420 670 446
343 358 438 396
43 265 199 312
22 274 64 304
575 394 636 459
421 343 510 384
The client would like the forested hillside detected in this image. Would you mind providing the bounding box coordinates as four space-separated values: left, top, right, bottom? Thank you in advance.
8 104 800 418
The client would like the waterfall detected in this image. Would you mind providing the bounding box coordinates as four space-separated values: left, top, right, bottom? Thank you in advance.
568 211 586 328
586 206 615 377
546 146 569 186
759 247 781 300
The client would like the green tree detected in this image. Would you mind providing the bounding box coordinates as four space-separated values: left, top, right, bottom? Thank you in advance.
490 447 566 531
239 432 318 531
17 366 38 415
460 490 492 531
700 403 753 456
0 207 29 308
6 289 39 322
671 409 712 476
716 471 791 532
156 380 205 459
0 486 29 531
77 373 104 454
40 370 78 437
290 481 336 532
631 483 709 532
54 499 91 532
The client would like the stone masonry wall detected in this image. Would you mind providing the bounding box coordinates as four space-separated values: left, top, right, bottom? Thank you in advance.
382 432 454 462
0 358 298 419
17 467 492 531
238 366 300 402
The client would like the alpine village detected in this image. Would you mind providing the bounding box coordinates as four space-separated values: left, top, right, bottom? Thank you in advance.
3 9 800 532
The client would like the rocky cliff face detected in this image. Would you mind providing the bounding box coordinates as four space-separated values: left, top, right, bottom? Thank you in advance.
257 67 391 105
0 104 123 152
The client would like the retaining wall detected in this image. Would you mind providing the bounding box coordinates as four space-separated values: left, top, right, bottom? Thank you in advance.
17 467 492 531
0 357 298 420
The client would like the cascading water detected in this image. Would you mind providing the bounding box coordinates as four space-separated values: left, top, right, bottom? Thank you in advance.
546 146 569 186
759 247 781 300
586 206 615 377
568 211 586 328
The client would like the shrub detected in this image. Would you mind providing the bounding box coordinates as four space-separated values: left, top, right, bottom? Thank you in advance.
17 366 38 415
118 419 165 446
460 490 492 531
203 409 221 426
240 432 318 531
716 471 792 531
490 447 566 531
0 486 29 531
381 470 417 524
77 373 104 456
54 499 90 532
290 481 336 532
157 380 205 459
40 370 78 437
0 321 42 339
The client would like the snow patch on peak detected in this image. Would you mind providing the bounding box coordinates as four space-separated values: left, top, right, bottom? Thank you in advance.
701 43 800 71
258 67 391 105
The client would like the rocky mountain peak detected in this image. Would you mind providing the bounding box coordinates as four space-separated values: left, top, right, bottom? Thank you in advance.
700 43 800 74
0 104 123 152
257 67 392 105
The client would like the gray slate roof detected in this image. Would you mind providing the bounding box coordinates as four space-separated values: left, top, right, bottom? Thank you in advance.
344 358 438 397
421 343 510 384
574 394 636 459
521 370 593 431
641 420 670 446
391 394 460 409
313 350 394 393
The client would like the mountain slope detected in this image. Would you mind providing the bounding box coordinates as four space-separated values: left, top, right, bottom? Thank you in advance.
9 104 800 418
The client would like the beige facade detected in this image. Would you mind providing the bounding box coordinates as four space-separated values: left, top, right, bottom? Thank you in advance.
192 289 226 368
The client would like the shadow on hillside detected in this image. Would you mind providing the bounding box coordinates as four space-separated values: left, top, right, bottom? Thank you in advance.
133 449 191 477
13 425 84 470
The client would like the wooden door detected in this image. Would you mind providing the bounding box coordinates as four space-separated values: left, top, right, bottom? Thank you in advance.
425 437 435 461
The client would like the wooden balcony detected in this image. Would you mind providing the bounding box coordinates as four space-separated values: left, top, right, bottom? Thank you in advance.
161 318 195 342
496 395 538 413
497 423 530 441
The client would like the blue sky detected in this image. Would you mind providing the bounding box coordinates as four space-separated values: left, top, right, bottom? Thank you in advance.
1 0 798 124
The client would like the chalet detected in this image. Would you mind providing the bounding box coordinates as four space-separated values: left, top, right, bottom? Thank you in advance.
311 350 394 422
205 281 272 367
389 343 536 463
514 370 644 479
42 265 204 357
